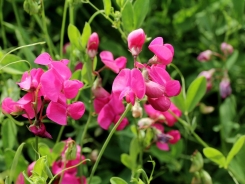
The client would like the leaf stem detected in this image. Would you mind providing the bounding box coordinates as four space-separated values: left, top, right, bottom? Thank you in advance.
60 0 69 58
56 126 65 143
88 103 132 183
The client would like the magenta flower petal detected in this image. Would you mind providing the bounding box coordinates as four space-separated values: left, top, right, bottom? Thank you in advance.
165 80 181 97
115 57 127 70
148 66 171 86
67 102 85 120
156 142 169 151
112 68 131 93
63 80 84 99
167 130 181 144
29 123 52 139
148 45 173 65
17 71 31 90
93 97 110 114
145 80 165 98
51 62 72 81
30 68 44 89
40 69 63 102
34 52 52 65
131 68 145 99
46 101 67 125
149 37 163 45
148 96 171 112
1 97 22 114
98 104 115 130
127 28 146 56
113 115 129 130
100 51 120 73
164 44 174 55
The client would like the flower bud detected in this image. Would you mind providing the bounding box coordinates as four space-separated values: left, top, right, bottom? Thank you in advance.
29 122 52 139
189 150 204 173
221 42 233 56
87 32 99 59
131 101 143 118
197 50 213 62
127 28 146 56
65 139 77 160
219 77 232 99
199 103 214 114
200 170 213 184
23 0 40 15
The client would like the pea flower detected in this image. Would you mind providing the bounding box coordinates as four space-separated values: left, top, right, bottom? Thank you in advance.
112 68 146 105
197 50 213 62
219 77 232 99
87 32 99 59
99 51 127 73
220 42 233 56
127 28 146 56
148 37 174 65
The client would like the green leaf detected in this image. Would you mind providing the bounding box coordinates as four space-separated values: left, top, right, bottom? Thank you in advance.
103 0 111 16
71 69 82 80
0 79 20 102
171 89 186 112
88 176 102 184
8 143 26 184
203 147 226 168
110 177 128 184
226 136 245 168
81 22 91 49
38 143 51 164
186 76 207 112
232 0 245 24
226 50 238 70
50 142 65 165
32 156 48 180
129 137 140 162
121 153 132 170
122 1 134 34
81 61 93 86
133 0 149 28
2 119 17 149
68 24 81 48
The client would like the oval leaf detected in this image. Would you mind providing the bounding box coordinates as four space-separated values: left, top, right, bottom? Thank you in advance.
226 50 238 70
121 153 132 169
81 22 91 49
68 24 81 48
171 89 186 112
2 119 17 149
133 0 149 28
186 76 206 112
203 147 226 168
110 177 128 184
122 1 134 34
226 136 245 168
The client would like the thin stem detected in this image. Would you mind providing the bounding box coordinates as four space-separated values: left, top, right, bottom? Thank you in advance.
35 136 39 160
191 131 208 148
88 10 104 24
89 104 132 183
56 126 65 143
0 0 7 48
228 170 239 184
169 63 186 99
60 0 69 58
58 160 67 184
69 2 74 24
41 0 56 57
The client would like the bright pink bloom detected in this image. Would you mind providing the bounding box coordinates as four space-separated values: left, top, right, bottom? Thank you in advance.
197 50 213 62
221 42 233 55
87 32 99 59
63 80 84 99
219 77 232 99
100 51 127 73
46 101 85 125
153 124 181 151
112 68 145 105
29 122 52 139
127 28 146 56
148 37 174 65
96 93 128 130
1 97 23 115
145 66 181 111
144 103 181 126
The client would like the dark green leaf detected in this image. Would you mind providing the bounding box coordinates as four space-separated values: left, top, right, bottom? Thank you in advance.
2 119 17 149
81 22 91 49
186 76 207 112
133 0 149 28
232 0 245 24
50 142 65 165
226 50 239 70
103 0 111 16
171 89 186 112
122 1 134 34
68 24 81 48
121 153 132 170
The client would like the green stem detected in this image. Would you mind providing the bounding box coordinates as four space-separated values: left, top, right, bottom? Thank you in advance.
35 136 39 160
89 104 132 183
41 0 56 57
88 10 104 24
60 0 69 58
169 63 186 99
191 131 208 148
0 0 7 48
228 169 239 184
56 126 65 143
69 2 74 24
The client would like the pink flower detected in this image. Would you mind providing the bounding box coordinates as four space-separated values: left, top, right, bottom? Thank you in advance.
112 68 146 105
144 103 181 126
46 101 85 125
148 37 174 65
127 28 146 56
1 97 23 115
145 66 181 111
198 69 215 91
29 122 52 138
197 50 213 62
219 77 232 99
153 124 181 151
99 51 127 73
96 93 128 130
74 62 83 71
221 42 233 56
87 32 99 59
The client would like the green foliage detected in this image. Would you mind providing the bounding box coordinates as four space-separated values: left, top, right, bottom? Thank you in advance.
1 119 17 150
110 177 128 184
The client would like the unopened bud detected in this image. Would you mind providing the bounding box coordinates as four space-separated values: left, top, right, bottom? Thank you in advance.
199 103 214 114
87 32 99 59
219 77 232 99
127 29 146 56
23 0 40 15
132 102 143 118
65 140 77 160
197 50 213 62
189 150 204 172
200 170 213 184
90 149 98 162
221 42 233 56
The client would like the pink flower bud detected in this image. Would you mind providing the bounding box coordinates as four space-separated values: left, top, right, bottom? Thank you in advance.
197 50 213 62
220 42 233 55
131 102 143 118
219 77 232 99
87 32 99 59
1 97 23 115
74 62 83 71
127 28 146 56
29 122 52 139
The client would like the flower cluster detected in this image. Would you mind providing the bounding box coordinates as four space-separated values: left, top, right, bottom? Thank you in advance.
89 28 182 150
197 42 233 98
1 54 85 138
